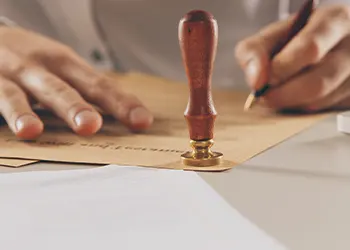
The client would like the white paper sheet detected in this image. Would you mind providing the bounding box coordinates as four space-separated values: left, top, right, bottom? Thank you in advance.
0 165 286 250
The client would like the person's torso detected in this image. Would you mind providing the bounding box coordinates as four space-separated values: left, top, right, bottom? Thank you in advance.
37 0 303 89
94 0 282 89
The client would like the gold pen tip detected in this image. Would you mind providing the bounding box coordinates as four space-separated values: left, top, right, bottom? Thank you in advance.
244 94 256 111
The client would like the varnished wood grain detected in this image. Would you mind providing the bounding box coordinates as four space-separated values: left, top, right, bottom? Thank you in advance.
178 10 218 141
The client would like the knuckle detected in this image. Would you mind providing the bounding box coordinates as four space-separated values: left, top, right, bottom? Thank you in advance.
234 40 248 59
55 45 76 60
50 52 70 65
332 5 350 21
115 93 141 117
30 45 74 66
0 84 21 100
86 76 110 100
9 60 32 78
234 39 257 62
39 49 70 66
58 44 75 54
310 75 329 98
0 82 27 117
44 79 72 97
304 37 322 63
118 93 141 108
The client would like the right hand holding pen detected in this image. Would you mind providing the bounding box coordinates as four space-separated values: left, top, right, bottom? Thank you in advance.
235 4 350 112
0 26 153 140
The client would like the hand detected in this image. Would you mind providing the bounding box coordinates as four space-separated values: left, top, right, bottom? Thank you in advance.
235 4 350 112
0 26 153 139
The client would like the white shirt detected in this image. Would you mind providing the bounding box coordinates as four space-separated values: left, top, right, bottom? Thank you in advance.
36 0 114 71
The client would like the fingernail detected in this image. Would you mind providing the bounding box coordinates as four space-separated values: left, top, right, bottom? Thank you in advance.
15 114 41 132
129 107 153 127
74 110 100 127
245 58 259 87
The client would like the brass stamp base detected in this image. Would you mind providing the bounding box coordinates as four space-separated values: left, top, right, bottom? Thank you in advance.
181 151 223 167
181 139 223 167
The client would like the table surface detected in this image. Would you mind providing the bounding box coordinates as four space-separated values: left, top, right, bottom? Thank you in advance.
1 114 349 250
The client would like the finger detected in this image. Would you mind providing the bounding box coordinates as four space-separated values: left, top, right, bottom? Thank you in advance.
333 96 350 110
264 40 350 109
272 5 350 85
45 55 153 131
16 65 102 136
234 15 296 89
305 76 350 112
0 76 43 139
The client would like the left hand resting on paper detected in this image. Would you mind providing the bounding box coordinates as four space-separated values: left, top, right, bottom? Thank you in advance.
0 26 153 140
235 4 350 112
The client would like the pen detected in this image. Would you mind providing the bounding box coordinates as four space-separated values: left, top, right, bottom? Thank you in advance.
244 0 317 111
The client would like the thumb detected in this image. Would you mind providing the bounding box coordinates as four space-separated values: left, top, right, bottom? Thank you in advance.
234 15 297 90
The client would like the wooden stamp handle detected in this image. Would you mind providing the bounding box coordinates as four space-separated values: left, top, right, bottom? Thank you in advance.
178 10 218 141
